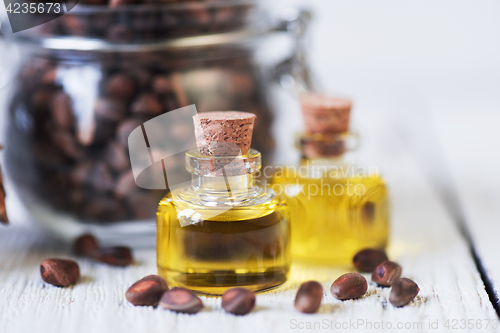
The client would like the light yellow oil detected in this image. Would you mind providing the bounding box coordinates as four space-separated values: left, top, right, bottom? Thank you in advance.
156 191 290 295
272 166 389 265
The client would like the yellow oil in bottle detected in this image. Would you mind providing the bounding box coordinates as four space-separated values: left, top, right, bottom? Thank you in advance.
272 167 389 265
156 191 290 295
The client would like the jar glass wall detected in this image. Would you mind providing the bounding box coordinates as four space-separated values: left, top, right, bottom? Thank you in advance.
3 39 275 244
1 3 313 244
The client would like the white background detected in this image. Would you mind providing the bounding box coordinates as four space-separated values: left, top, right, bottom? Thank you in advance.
263 0 500 239
263 0 500 163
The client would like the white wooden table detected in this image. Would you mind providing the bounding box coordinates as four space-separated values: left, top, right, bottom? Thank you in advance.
1 111 499 333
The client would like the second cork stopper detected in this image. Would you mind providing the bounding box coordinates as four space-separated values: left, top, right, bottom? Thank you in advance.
193 111 256 157
300 93 352 134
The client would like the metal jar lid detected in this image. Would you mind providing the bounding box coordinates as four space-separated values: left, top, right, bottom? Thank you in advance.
5 0 270 52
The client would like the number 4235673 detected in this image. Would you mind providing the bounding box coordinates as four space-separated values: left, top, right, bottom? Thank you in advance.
5 2 61 14
444 319 498 330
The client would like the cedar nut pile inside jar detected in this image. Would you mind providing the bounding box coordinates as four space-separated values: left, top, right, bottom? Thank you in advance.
4 0 277 238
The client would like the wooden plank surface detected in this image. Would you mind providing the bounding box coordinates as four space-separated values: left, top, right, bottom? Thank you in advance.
434 110 500 312
0 117 498 333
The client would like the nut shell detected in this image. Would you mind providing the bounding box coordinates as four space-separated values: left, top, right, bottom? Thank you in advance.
221 288 256 315
372 261 402 287
126 275 169 306
294 281 323 313
0 163 8 224
98 246 133 266
73 234 99 258
353 248 388 272
40 258 80 287
330 273 367 300
389 278 419 307
159 287 203 314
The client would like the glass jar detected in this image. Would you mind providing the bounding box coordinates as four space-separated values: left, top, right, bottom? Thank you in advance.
1 3 312 244
271 132 390 265
157 148 290 295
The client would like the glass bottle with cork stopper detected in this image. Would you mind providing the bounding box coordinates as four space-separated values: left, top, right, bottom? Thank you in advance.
272 94 389 265
156 111 290 295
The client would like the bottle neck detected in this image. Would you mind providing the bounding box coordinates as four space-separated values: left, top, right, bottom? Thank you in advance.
293 132 360 178
192 173 256 192
177 148 268 206
297 132 359 161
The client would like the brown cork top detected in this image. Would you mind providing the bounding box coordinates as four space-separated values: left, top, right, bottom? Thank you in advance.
300 93 352 134
193 111 256 156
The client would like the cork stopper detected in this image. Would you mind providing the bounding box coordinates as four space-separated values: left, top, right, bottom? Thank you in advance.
300 93 352 134
193 111 256 157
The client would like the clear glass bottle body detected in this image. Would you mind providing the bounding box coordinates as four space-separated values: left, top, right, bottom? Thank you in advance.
157 149 290 295
272 133 389 265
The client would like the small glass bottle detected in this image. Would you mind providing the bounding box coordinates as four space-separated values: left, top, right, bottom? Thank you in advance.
272 94 389 265
156 112 290 295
